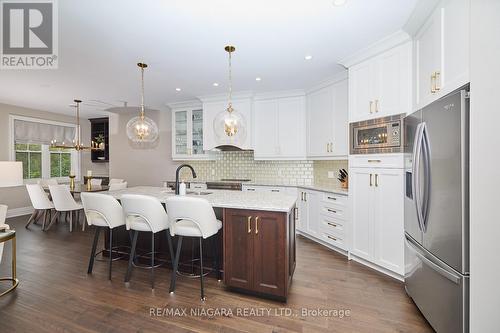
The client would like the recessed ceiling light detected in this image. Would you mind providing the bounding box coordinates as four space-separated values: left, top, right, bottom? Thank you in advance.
213 82 219 87
255 77 262 81
175 88 181 92
332 0 347 6
304 55 313 60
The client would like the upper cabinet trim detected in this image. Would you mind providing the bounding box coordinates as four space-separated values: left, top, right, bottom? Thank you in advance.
339 30 411 68
403 0 441 36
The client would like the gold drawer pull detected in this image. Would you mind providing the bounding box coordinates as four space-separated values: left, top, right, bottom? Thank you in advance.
369 101 373 114
327 222 337 228
375 99 379 113
370 174 373 187
247 216 252 233
435 71 441 91
327 209 337 213
327 196 337 201
368 159 381 163
327 235 338 241
255 216 259 235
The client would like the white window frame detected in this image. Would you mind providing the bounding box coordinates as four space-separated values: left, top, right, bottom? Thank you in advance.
9 115 81 183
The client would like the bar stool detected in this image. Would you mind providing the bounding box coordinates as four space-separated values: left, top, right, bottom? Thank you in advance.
25 184 54 230
166 196 222 301
121 194 174 289
81 192 126 280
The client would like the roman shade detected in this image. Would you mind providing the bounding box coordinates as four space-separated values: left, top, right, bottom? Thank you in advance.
14 119 76 145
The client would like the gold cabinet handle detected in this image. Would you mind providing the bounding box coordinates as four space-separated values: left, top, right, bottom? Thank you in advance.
327 209 337 213
375 99 379 113
368 159 381 163
327 196 337 201
370 174 373 187
369 100 373 114
304 192 307 202
294 207 298 221
247 216 252 233
375 174 379 187
431 73 436 93
327 235 338 241
327 222 337 228
255 216 259 235
326 143 329 153
435 71 441 91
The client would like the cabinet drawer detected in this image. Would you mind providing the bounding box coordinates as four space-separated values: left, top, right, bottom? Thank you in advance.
349 154 404 169
321 192 347 207
321 232 346 250
320 215 345 238
320 204 347 221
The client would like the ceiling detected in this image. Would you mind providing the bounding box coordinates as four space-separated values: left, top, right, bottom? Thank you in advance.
0 0 418 117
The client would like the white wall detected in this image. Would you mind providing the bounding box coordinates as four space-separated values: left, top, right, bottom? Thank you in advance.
108 108 179 186
469 0 500 331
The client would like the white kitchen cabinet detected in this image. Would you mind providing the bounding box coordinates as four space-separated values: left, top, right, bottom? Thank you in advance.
306 79 348 159
171 106 214 160
348 42 412 122
414 0 470 110
202 97 253 150
296 190 319 237
253 95 306 160
350 166 404 275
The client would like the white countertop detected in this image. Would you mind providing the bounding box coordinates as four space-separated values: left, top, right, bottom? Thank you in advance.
106 186 297 213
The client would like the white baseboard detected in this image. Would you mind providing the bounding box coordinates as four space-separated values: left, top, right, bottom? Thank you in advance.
6 206 34 218
348 253 404 282
297 230 349 257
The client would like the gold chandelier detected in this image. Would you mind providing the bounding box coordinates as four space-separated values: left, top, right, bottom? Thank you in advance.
50 99 105 151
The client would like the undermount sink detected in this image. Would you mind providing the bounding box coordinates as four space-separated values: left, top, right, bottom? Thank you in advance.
186 191 213 196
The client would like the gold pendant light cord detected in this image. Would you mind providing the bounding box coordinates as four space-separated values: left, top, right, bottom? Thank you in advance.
76 100 81 148
140 65 145 120
227 47 233 113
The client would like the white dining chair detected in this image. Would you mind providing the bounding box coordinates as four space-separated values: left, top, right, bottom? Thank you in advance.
48 185 84 232
81 192 126 280
0 205 7 263
166 196 222 301
90 178 102 186
108 182 127 191
109 178 125 185
121 194 174 289
37 178 58 187
25 184 54 230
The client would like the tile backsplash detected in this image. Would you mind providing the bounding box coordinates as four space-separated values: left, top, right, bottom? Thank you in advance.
180 151 348 190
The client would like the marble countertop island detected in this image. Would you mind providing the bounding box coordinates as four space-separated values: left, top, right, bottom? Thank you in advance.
106 186 297 213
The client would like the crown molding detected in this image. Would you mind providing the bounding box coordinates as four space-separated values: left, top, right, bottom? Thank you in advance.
253 89 305 101
197 91 254 103
166 99 202 109
306 70 348 94
338 29 411 68
403 0 440 37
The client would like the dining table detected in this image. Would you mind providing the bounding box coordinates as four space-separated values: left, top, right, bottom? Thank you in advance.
43 183 109 194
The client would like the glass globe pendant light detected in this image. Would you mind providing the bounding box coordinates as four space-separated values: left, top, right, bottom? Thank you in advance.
213 45 247 146
126 62 159 143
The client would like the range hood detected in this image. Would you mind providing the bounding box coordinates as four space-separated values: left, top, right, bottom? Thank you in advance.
213 144 252 152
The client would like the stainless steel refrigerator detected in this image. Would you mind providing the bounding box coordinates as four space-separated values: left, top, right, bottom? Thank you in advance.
404 85 469 333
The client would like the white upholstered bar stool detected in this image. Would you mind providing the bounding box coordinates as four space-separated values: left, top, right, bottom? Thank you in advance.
25 184 54 230
108 182 127 191
121 194 174 289
166 196 222 301
47 185 84 232
81 192 126 280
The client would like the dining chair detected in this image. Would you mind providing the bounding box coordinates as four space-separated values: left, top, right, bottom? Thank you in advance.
81 192 126 280
121 194 174 289
108 182 127 191
166 196 222 301
25 184 54 230
109 179 125 185
90 178 103 186
48 185 84 232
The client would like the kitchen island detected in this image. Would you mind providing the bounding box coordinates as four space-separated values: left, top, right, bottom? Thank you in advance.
105 186 297 301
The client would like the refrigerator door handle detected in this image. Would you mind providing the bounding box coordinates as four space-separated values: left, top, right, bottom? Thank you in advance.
406 238 461 284
421 123 432 232
412 123 425 232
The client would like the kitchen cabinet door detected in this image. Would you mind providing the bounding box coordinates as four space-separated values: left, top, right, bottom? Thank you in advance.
173 110 189 156
331 80 348 156
278 96 306 158
350 168 375 261
375 42 412 118
252 211 287 297
223 209 254 290
348 61 374 122
296 190 308 232
307 86 334 157
305 191 320 238
253 99 279 158
415 8 442 109
373 169 404 275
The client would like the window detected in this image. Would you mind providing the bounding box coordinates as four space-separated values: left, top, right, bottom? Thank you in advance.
15 143 42 179
10 115 80 181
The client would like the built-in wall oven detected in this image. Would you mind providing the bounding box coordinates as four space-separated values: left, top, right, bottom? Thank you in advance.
350 114 405 154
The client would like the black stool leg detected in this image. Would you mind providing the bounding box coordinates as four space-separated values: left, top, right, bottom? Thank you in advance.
199 237 205 301
87 227 101 274
108 228 113 280
166 231 174 268
125 230 138 282
169 236 183 293
213 233 222 281
151 232 155 289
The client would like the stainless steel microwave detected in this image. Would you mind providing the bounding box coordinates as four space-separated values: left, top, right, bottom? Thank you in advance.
350 114 405 154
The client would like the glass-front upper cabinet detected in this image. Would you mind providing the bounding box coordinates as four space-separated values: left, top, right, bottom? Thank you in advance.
171 103 214 160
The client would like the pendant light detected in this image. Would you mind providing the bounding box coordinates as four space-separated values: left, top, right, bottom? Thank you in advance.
213 45 247 145
51 99 105 151
126 62 159 143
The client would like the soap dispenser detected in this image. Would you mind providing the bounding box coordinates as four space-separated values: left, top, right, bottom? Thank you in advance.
179 181 187 196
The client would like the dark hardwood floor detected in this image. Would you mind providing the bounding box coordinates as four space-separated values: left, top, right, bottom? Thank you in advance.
0 215 433 333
